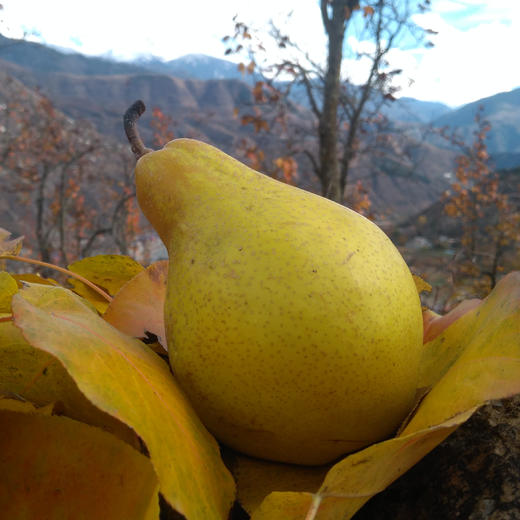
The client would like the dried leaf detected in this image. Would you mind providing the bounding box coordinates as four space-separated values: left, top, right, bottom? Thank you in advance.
0 320 140 448
0 271 18 313
422 298 481 344
412 274 431 294
0 228 23 256
0 409 159 520
68 254 144 313
251 408 476 520
0 397 54 415
232 454 327 515
246 272 520 519
12 284 235 520
104 260 168 348
12 272 60 286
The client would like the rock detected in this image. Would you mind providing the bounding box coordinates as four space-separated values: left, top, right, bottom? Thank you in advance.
354 395 520 519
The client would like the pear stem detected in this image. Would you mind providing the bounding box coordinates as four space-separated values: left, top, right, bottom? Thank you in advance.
124 100 152 160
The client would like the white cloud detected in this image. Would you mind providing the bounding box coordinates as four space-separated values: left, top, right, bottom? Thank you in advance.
395 11 520 106
1 0 519 106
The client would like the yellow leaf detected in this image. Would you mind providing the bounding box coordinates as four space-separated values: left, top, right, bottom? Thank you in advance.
12 284 235 520
0 409 159 520
232 454 327 515
244 271 520 519
68 254 144 313
12 272 60 286
104 260 168 348
251 408 476 520
0 397 54 415
0 320 140 448
412 274 431 295
0 271 18 313
0 228 23 256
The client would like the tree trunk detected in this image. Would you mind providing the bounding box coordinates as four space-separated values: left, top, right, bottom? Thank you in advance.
319 0 355 203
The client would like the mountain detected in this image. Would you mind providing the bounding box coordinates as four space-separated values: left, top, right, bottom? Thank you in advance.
431 87 520 160
1 33 517 221
136 53 247 81
0 34 149 76
382 97 451 124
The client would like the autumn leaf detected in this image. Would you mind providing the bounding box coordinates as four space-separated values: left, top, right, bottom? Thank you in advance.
237 271 520 519
67 254 143 312
12 272 59 286
104 260 168 348
422 298 481 344
412 274 432 295
12 284 235 520
363 5 375 17
232 454 328 515
0 319 140 448
0 228 23 256
250 408 476 520
0 408 159 520
0 271 18 313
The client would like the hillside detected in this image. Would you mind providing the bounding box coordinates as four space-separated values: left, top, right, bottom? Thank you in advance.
432 87 520 156
2 33 509 223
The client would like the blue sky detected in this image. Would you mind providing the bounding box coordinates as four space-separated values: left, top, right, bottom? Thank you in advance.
0 1 518 107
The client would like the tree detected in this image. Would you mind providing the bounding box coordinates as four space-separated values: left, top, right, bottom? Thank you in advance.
442 108 520 296
225 0 433 204
0 76 142 264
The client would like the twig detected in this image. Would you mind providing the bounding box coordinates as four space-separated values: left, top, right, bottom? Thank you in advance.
0 255 112 303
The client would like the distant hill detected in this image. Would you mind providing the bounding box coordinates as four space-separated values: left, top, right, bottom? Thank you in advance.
0 34 148 76
135 53 247 81
3 33 520 221
432 87 520 157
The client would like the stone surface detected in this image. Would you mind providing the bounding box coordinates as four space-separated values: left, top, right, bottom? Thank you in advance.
355 395 520 519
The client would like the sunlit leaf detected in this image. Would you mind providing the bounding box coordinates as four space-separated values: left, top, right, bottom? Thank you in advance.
422 298 481 344
104 260 168 348
67 254 144 313
245 272 520 519
0 271 18 313
0 228 23 256
0 409 159 520
12 284 236 520
0 320 140 448
12 272 59 286
250 408 476 520
412 274 431 295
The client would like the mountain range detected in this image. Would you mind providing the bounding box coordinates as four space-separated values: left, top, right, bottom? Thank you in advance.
0 34 518 223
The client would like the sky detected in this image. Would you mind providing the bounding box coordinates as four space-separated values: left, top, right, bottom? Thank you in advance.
0 0 518 108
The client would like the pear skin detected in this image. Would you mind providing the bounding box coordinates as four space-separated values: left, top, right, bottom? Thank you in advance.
136 138 423 465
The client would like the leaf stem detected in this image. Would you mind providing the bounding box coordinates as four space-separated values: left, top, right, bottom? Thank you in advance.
305 494 322 520
0 255 113 303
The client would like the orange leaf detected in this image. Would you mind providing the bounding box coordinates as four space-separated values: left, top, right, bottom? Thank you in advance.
104 260 168 348
0 408 159 520
422 298 481 344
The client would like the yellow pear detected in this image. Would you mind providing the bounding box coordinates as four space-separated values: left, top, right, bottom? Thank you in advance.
135 138 423 465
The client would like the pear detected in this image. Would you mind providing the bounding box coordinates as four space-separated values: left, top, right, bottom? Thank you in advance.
135 138 423 465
